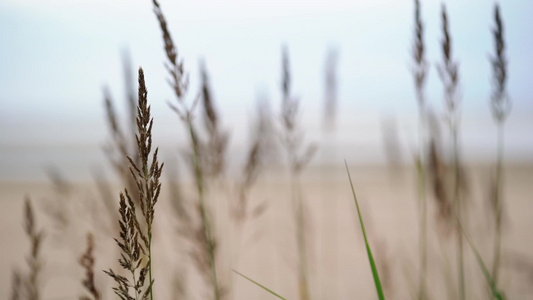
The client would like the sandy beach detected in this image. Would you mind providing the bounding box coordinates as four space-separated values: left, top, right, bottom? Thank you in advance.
1 164 532 299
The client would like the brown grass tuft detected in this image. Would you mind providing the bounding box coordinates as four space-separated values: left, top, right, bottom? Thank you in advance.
79 233 100 300
11 198 44 300
24 198 43 300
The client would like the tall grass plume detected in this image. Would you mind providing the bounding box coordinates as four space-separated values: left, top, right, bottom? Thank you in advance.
151 1 223 298
104 67 164 300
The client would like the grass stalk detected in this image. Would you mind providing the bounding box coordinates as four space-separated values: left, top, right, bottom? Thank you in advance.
489 4 510 285
292 172 310 300
79 233 101 300
437 6 465 299
105 68 163 300
416 148 428 300
188 118 222 300
279 46 316 300
452 124 465 300
150 0 222 298
411 1 428 298
233 270 288 300
456 216 506 300
148 234 153 300
345 161 385 300
13 198 44 300
492 122 504 284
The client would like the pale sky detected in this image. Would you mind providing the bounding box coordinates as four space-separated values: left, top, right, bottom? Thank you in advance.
1 0 532 180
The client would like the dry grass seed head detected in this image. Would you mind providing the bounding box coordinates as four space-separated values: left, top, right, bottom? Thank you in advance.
20 197 44 300
490 4 511 122
323 47 338 130
279 46 317 173
152 0 188 102
106 68 162 300
79 233 101 300
199 61 228 177
281 46 298 133
438 4 460 114
412 0 427 105
150 2 223 298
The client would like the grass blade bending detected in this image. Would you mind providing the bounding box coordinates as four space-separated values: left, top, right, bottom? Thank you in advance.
232 270 288 300
345 160 385 300
456 218 506 300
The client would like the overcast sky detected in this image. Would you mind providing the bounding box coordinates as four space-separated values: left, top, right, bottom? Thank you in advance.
1 0 532 180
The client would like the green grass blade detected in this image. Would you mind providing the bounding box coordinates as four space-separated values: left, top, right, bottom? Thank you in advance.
232 269 288 300
456 217 506 300
345 160 386 300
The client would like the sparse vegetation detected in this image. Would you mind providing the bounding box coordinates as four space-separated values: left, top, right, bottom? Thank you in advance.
5 2 530 300
11 198 44 300
489 4 511 287
411 1 429 298
437 5 465 300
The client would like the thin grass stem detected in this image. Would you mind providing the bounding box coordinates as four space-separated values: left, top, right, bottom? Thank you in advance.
233 270 288 300
345 161 385 300
188 119 221 300
456 216 506 300
492 121 504 284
